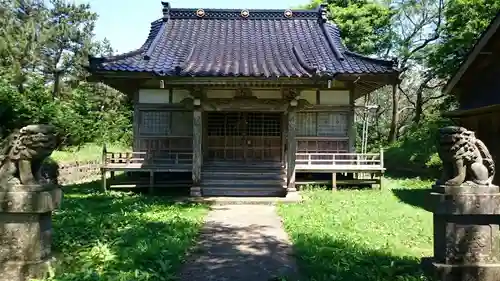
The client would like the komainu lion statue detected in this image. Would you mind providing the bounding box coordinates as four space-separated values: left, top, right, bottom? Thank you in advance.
437 126 495 186
0 125 57 187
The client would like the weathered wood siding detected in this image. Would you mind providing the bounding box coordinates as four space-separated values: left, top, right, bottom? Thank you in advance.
296 89 352 154
459 64 500 110
134 89 193 161
132 86 355 164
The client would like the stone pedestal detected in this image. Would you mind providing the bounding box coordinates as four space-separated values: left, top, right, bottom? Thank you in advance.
421 184 500 281
190 186 202 197
0 184 62 281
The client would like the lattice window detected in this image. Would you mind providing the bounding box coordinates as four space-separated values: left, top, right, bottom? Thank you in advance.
317 112 348 137
139 110 194 137
297 112 348 137
139 111 171 136
247 113 281 136
297 112 317 136
208 112 244 136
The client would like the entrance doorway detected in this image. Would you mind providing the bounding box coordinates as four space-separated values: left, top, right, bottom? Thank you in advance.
206 112 282 162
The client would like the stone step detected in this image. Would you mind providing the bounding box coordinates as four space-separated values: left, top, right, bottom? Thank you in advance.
201 187 287 197
203 166 284 172
202 179 285 185
202 172 286 180
201 180 286 187
204 162 284 168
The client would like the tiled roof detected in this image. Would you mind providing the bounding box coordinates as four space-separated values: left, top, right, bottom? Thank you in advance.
88 3 398 78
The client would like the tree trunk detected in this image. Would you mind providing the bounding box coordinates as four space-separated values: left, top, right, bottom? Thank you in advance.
413 76 432 124
52 71 61 98
388 83 399 143
414 88 423 124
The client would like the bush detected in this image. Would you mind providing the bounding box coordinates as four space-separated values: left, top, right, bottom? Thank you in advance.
384 115 452 179
0 78 132 148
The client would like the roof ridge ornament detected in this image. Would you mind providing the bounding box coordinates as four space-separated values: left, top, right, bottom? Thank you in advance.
240 9 250 18
161 1 170 21
319 3 328 23
196 8 205 18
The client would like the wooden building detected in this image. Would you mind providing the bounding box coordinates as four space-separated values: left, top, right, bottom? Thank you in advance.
88 3 399 196
442 12 500 185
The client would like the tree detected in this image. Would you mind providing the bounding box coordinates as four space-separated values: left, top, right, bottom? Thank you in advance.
0 0 46 93
40 0 97 97
427 0 500 80
304 0 394 55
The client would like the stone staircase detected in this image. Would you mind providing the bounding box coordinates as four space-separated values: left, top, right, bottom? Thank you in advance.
201 161 287 197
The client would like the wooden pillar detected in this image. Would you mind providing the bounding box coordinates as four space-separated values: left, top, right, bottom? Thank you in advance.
132 91 140 151
287 105 297 191
281 113 287 165
191 104 202 196
348 84 356 153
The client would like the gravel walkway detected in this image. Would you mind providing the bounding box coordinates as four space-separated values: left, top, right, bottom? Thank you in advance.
179 204 301 281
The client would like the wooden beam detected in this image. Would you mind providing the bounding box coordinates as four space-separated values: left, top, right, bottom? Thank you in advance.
332 173 337 191
192 108 202 188
287 106 297 191
442 104 500 118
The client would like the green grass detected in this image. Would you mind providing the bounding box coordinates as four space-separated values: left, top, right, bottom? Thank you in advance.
278 178 433 281
51 143 130 163
42 182 209 281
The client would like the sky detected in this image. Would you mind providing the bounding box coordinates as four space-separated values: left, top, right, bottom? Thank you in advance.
74 0 308 54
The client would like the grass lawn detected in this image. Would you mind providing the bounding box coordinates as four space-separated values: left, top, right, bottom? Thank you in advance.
43 181 209 281
278 178 434 281
51 142 130 163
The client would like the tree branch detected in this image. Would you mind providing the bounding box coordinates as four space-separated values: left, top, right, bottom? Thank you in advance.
398 84 416 107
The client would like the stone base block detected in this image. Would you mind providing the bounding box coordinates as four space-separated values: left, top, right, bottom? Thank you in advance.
422 257 500 281
0 184 62 213
190 186 202 197
0 257 54 281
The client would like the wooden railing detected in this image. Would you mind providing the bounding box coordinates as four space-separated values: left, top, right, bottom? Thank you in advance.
295 150 384 171
100 145 193 192
103 151 193 167
101 145 193 169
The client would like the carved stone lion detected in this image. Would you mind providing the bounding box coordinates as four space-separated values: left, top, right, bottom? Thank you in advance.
0 125 58 187
437 126 495 186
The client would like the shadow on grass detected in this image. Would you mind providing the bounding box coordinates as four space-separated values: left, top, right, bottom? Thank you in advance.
104 172 193 197
49 179 210 281
391 188 434 212
291 232 428 281
179 219 302 281
52 181 303 281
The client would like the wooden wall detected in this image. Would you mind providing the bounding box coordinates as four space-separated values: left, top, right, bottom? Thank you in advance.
134 89 193 163
459 64 500 110
296 89 352 154
132 86 356 162
456 110 500 185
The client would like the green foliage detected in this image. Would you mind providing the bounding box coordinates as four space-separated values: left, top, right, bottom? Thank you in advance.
32 182 209 281
0 78 131 146
51 143 130 163
384 115 453 179
427 0 500 79
277 178 432 281
0 0 131 147
304 0 394 55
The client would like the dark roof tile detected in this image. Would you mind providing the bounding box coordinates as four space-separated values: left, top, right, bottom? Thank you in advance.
89 4 398 78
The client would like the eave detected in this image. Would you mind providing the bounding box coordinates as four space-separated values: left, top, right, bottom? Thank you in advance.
443 11 500 95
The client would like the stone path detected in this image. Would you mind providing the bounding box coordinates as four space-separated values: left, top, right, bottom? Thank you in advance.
179 204 301 281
